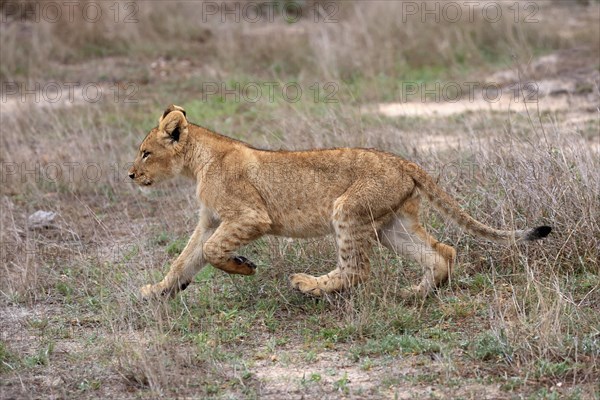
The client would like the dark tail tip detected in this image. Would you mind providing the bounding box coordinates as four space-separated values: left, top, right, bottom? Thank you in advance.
525 225 552 241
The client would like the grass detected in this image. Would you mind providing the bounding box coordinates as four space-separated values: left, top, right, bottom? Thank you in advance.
3 128 597 397
1 0 599 398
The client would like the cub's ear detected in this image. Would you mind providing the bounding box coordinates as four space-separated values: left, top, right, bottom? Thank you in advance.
159 109 188 144
158 104 187 124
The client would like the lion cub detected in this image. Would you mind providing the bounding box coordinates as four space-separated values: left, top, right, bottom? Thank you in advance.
129 105 551 299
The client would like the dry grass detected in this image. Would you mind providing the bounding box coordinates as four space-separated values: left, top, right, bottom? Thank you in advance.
2 1 598 83
1 1 599 399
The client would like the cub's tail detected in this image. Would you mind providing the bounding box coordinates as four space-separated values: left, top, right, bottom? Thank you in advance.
406 162 552 244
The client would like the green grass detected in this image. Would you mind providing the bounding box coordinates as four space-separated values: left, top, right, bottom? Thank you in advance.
0 341 18 373
471 331 512 362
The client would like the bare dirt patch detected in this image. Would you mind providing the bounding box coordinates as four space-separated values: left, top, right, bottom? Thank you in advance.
366 50 599 154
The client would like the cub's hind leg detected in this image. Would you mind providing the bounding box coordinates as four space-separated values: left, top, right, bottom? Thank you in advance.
291 192 375 296
379 194 456 298
290 225 373 296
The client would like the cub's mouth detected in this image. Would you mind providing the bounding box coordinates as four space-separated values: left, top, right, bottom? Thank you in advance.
131 176 153 187
128 170 152 187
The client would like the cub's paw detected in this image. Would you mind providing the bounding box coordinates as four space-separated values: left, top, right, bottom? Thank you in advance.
139 284 167 300
399 285 428 301
223 256 256 275
399 287 415 300
290 273 323 297
233 256 256 274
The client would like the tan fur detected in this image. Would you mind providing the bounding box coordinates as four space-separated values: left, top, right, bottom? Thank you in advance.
130 105 550 299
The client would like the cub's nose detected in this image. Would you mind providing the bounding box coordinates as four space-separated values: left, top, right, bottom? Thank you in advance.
128 172 136 179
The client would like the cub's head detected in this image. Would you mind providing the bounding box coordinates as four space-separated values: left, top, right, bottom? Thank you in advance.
128 105 189 187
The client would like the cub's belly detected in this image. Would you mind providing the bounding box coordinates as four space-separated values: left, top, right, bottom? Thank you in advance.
268 209 333 238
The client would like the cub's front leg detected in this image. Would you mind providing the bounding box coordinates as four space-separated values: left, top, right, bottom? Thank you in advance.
140 209 217 299
201 211 271 276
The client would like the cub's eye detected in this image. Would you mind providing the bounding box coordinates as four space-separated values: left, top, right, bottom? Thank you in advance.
142 151 151 159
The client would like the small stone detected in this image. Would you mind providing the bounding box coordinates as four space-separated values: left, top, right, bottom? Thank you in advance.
28 210 57 230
